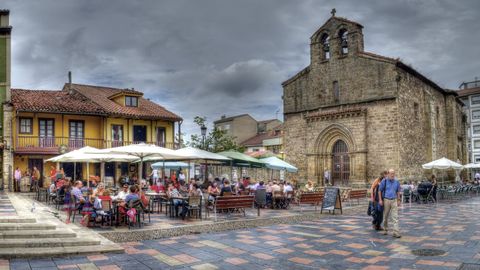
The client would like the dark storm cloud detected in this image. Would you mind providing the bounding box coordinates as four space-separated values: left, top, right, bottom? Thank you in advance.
3 0 480 137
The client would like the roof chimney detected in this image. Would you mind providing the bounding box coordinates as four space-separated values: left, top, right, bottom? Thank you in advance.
0 10 10 27
68 71 73 94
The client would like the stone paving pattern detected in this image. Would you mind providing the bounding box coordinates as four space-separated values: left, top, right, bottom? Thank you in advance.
5 197 480 269
0 192 16 216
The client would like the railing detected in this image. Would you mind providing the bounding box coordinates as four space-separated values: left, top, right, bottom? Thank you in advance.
103 140 179 149
15 136 179 154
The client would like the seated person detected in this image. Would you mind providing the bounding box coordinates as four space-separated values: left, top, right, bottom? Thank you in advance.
55 178 66 189
114 184 129 201
151 182 166 193
189 183 204 199
125 186 140 205
167 183 187 217
207 182 220 201
93 183 106 197
49 181 57 195
401 181 411 192
220 180 233 196
304 180 315 192
266 181 273 193
271 181 281 192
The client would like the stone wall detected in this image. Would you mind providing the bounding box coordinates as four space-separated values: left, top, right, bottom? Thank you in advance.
396 68 467 182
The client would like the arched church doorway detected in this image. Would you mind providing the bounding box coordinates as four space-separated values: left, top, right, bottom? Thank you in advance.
332 140 350 186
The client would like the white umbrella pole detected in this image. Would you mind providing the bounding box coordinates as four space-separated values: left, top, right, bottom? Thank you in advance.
87 162 90 186
139 157 144 183
74 162 76 181
100 161 105 187
163 160 166 184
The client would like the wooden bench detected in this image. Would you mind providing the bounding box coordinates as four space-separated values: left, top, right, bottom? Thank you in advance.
297 192 324 212
213 195 256 221
349 189 368 205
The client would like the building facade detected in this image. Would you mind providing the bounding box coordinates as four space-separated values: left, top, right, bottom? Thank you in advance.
213 114 259 145
457 81 480 165
283 14 466 187
9 82 182 188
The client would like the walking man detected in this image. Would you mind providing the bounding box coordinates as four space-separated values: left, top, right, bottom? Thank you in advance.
379 169 401 238
14 167 22 192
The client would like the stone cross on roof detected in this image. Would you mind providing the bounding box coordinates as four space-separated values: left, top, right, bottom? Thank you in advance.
331 8 336 17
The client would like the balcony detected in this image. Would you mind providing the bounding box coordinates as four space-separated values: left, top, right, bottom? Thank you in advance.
15 136 179 155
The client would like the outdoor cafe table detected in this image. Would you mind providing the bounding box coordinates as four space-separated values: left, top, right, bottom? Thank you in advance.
145 192 167 214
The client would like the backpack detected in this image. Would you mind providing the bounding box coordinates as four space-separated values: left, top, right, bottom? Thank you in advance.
126 208 137 223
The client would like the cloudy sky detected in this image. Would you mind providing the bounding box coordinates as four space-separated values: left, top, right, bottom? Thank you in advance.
3 0 480 138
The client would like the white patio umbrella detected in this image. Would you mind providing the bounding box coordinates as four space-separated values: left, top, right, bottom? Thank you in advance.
45 146 100 162
422 157 463 170
422 157 463 185
463 163 480 169
97 143 187 181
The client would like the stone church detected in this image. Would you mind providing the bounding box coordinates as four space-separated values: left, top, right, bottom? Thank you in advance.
283 13 466 187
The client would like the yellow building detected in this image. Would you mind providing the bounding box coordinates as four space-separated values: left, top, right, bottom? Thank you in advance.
10 82 182 187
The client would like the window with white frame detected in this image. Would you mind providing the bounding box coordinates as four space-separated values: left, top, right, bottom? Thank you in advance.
473 125 480 135
474 155 480 163
473 110 480 120
472 95 480 105
474 140 480 149
19 118 33 134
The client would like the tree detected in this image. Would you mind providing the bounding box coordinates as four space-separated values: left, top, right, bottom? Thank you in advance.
187 116 243 153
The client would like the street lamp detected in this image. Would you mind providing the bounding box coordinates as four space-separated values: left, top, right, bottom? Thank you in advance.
200 124 208 182
201 125 207 150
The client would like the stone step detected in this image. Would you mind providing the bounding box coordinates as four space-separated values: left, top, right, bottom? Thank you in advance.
0 218 36 223
0 223 55 231
0 229 76 239
0 244 124 258
0 238 101 248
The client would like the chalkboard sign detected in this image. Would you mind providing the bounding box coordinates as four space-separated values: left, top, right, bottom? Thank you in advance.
321 187 343 215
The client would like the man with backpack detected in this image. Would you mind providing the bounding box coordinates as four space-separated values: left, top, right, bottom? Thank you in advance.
378 169 402 238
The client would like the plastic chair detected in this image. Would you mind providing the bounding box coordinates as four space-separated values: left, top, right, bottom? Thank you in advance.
186 196 202 219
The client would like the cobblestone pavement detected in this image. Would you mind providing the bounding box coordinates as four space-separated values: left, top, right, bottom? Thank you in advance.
0 192 16 216
6 197 480 270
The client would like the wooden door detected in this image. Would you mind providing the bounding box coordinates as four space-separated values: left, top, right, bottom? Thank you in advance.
332 140 350 186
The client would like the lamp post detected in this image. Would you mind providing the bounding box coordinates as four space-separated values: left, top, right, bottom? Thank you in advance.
201 125 207 150
200 125 207 182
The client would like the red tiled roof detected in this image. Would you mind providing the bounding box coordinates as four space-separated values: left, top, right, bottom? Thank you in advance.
11 89 107 115
65 83 182 121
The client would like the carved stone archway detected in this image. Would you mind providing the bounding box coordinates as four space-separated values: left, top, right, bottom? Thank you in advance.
312 124 356 186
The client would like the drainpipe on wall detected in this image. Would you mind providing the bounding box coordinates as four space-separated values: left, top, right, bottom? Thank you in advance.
178 120 183 148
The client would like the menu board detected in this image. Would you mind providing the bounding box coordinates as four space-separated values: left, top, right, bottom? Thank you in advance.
321 187 343 215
